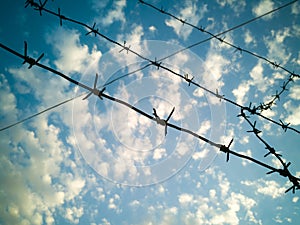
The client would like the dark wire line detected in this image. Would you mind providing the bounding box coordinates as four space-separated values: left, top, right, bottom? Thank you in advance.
102 62 152 88
0 92 86 132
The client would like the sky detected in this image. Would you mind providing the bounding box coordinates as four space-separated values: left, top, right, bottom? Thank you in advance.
0 0 300 224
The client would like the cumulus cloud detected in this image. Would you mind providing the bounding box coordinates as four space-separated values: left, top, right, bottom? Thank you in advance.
289 85 300 100
94 0 127 26
283 100 300 125
264 28 292 65
216 0 246 14
244 29 256 46
242 179 287 198
232 61 274 105
46 27 101 74
252 0 275 20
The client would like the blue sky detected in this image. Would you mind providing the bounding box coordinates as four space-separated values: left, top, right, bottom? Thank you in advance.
0 0 300 224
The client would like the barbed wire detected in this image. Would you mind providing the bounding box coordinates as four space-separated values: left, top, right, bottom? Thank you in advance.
1 41 299 193
138 0 300 112
23 0 300 134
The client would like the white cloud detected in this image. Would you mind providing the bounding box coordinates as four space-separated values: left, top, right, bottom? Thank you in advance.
249 61 269 92
0 115 86 225
232 61 274 105
65 206 84 224
178 193 193 205
289 85 300 100
264 28 292 65
129 200 140 207
216 0 246 14
97 0 126 26
291 1 300 14
192 148 210 160
242 179 286 198
232 81 250 105
0 74 17 123
153 148 167 160
165 1 208 40
283 101 300 125
0 35 92 225
204 51 230 82
252 0 275 20
197 120 211 136
244 29 256 45
46 28 101 74
115 25 145 68
149 26 157 32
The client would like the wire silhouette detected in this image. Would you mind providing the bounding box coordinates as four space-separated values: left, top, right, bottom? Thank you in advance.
103 62 152 88
0 93 85 132
139 0 300 111
23 1 300 134
1 41 299 193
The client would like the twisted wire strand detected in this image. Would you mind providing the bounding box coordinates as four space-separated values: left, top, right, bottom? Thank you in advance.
1 41 299 193
23 1 300 134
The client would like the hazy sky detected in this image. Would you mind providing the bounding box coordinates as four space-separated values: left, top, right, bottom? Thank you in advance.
0 0 300 224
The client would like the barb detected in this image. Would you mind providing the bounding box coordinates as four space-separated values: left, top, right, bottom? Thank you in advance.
151 57 162 70
1 41 300 193
215 89 224 102
82 73 106 100
22 41 44 69
153 107 175 136
85 22 99 37
119 41 131 54
184 74 193 86
219 138 234 162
